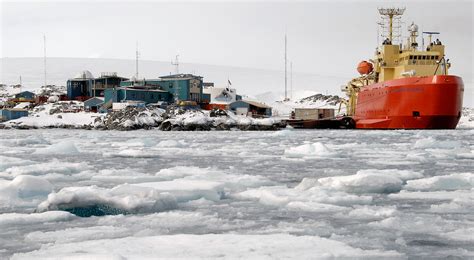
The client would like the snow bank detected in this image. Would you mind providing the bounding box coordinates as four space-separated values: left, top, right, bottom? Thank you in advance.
12 234 402 259
37 184 177 216
284 142 337 158
33 140 79 155
404 173 474 191
0 211 75 226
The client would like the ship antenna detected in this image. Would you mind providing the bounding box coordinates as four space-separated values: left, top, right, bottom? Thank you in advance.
378 7 405 43
43 34 47 87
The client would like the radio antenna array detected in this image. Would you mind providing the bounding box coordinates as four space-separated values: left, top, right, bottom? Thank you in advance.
378 7 405 44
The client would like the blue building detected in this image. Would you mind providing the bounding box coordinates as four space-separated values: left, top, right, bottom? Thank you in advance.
0 109 28 122
67 71 95 100
14 91 36 100
84 97 105 112
67 71 128 100
119 74 205 103
104 87 170 104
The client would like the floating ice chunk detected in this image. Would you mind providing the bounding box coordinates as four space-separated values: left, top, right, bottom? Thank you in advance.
268 129 293 137
37 184 177 217
11 234 402 259
33 140 79 155
0 176 53 210
317 170 404 193
404 173 474 191
430 197 474 213
357 169 424 181
156 140 187 148
346 205 397 220
287 201 348 213
3 160 90 177
105 149 159 158
284 142 337 158
25 225 130 245
0 211 75 226
7 175 53 198
414 137 461 149
0 156 35 171
442 227 474 242
134 180 224 202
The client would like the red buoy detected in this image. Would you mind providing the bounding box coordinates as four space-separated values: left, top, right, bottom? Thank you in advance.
357 61 373 75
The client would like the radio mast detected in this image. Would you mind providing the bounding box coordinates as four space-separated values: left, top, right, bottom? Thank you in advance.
171 55 180 74
284 34 288 101
43 34 47 87
135 41 140 79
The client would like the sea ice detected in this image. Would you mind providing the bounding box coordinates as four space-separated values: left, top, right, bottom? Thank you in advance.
37 184 177 216
284 142 337 158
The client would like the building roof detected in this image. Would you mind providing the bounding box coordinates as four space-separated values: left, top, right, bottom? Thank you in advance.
159 74 202 80
234 100 271 109
74 70 94 80
118 87 168 93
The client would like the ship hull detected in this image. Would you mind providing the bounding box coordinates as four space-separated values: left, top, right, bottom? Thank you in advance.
354 75 464 129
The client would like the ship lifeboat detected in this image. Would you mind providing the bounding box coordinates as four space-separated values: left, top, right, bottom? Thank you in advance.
357 61 373 75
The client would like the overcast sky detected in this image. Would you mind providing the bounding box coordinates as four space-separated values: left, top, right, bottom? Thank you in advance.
1 0 473 84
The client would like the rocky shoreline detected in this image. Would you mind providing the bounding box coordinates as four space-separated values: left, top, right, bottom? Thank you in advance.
1 107 286 131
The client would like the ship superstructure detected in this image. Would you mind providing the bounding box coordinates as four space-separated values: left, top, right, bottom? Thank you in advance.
341 8 463 129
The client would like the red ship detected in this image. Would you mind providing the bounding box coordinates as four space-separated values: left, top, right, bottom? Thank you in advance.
342 8 464 129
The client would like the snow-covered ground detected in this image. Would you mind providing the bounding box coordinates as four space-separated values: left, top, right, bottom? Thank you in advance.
1 129 473 258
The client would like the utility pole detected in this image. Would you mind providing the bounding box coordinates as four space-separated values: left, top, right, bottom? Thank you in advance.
43 34 47 87
290 61 293 100
135 41 140 79
284 34 288 101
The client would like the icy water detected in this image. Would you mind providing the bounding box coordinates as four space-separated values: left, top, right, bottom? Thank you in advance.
1 129 473 259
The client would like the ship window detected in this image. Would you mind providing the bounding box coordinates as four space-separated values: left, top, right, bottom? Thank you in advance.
422 56 426 60
414 56 418 60
412 111 420 117
409 55 413 60
435 56 439 60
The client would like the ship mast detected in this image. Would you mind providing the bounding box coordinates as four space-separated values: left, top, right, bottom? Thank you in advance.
378 8 405 43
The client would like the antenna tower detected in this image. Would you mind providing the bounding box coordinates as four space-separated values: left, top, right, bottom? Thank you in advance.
284 34 287 101
378 7 405 44
135 42 140 79
171 55 180 74
43 34 47 87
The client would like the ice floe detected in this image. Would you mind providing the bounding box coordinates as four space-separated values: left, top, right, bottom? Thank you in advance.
33 140 79 155
12 234 402 259
37 184 177 216
404 173 473 191
284 142 338 158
